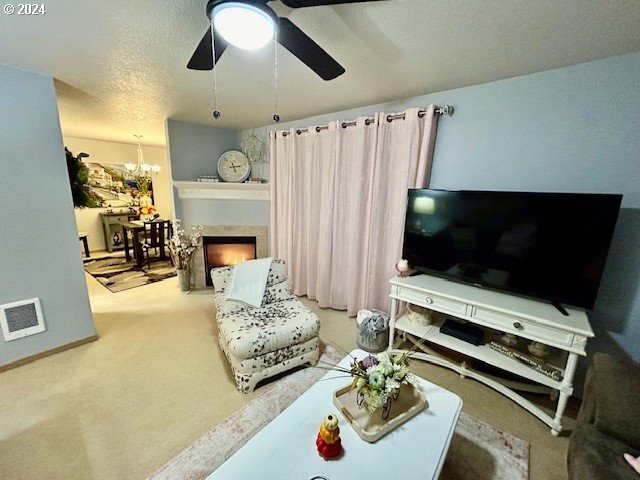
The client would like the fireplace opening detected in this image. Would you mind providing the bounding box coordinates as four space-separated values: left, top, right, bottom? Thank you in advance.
203 236 257 286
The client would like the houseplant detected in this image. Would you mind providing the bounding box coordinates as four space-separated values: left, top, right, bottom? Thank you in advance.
65 147 98 208
168 220 204 291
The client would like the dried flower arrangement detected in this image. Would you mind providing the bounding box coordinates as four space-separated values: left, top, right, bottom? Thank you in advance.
169 220 204 274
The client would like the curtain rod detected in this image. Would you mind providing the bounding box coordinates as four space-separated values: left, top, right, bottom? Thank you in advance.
280 105 454 137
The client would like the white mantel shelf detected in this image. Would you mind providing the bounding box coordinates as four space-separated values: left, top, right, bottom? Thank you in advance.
173 181 270 201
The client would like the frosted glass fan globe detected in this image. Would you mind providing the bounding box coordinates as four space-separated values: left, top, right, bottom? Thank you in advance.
212 3 275 51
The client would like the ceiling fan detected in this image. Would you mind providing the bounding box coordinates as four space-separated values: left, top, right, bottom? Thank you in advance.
187 0 383 81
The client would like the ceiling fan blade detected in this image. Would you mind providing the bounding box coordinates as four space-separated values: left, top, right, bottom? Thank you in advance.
187 27 229 70
277 17 345 81
280 0 384 8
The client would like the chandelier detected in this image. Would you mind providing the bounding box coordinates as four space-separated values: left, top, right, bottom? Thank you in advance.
124 135 161 177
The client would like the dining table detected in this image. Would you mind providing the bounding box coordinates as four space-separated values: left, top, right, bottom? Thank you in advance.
120 220 146 269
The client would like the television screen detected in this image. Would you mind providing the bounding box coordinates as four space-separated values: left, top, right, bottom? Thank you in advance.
403 190 622 310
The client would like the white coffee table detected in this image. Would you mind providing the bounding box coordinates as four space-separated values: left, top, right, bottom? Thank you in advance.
208 349 462 480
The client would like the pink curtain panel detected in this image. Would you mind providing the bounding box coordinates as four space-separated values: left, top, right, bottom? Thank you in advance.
270 107 438 316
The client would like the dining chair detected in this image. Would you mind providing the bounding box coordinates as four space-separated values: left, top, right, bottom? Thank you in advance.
78 232 90 258
141 220 172 268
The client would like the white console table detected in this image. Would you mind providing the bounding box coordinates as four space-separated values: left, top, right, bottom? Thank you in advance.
388 273 594 436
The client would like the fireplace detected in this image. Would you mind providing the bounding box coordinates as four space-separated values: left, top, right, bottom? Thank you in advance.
203 236 257 286
193 226 269 289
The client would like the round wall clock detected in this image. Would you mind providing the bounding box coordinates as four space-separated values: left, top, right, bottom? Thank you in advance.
217 150 251 183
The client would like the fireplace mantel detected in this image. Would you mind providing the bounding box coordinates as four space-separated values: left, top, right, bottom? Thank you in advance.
173 181 270 201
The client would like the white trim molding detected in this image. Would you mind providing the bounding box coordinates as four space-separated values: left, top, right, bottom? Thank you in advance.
173 181 270 201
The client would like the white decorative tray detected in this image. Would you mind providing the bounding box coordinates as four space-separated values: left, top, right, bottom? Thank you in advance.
332 383 428 443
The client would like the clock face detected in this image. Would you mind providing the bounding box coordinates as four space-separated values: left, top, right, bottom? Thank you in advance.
217 151 251 183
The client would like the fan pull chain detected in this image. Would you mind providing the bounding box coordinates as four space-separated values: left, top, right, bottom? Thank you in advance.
272 32 280 123
211 22 221 119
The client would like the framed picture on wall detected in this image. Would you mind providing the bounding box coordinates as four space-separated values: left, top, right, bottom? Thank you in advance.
82 161 154 208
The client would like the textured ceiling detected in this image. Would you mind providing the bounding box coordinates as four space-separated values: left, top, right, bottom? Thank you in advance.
0 0 639 146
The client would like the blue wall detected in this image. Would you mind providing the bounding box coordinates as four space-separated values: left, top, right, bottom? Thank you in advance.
0 66 95 366
166 118 240 221
166 119 239 182
251 52 640 367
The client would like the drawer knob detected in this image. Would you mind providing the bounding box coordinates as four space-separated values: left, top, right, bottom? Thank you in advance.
425 297 434 304
513 322 524 331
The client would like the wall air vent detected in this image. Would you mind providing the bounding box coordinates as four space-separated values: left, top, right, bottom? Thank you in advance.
0 298 45 341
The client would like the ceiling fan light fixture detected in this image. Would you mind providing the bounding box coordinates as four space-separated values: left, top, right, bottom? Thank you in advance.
212 2 275 51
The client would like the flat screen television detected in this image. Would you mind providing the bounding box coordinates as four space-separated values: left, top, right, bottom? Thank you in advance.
402 190 622 310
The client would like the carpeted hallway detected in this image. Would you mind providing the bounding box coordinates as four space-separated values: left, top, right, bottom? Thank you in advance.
0 274 575 480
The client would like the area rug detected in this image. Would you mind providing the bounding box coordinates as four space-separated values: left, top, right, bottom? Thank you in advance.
84 254 176 292
149 346 529 480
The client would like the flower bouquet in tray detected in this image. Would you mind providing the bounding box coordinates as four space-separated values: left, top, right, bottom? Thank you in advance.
348 351 420 418
323 348 429 443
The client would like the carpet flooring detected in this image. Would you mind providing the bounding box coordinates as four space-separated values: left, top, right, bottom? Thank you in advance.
150 346 528 480
84 253 176 292
0 274 575 480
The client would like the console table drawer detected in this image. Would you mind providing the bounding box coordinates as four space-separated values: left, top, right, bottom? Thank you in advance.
397 287 467 316
471 307 574 347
